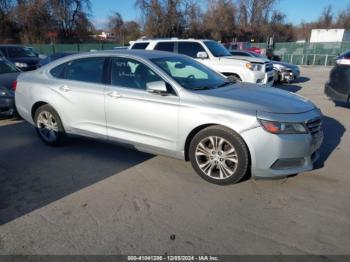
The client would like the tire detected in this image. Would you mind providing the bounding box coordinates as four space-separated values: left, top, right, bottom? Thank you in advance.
227 75 242 83
189 125 249 185
34 104 66 146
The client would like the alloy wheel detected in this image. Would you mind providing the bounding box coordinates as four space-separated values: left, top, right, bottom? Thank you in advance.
195 136 238 180
36 111 59 142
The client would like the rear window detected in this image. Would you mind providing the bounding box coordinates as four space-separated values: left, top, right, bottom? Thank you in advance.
154 42 175 52
131 42 150 50
64 57 105 84
50 63 66 78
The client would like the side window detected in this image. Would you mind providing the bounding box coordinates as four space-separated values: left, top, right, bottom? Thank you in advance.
178 42 206 58
131 42 149 50
50 63 66 78
65 57 105 84
111 57 162 90
154 42 175 52
232 52 249 57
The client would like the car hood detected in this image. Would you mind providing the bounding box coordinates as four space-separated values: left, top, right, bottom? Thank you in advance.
196 84 315 114
220 56 266 64
9 57 40 65
0 72 20 89
273 61 299 69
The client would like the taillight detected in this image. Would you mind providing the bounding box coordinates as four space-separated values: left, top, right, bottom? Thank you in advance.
12 80 17 91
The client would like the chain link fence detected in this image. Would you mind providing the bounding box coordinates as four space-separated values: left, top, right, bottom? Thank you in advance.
253 41 350 66
31 43 121 56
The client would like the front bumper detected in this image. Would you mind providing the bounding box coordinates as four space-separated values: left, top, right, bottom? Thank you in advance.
279 69 300 83
241 113 323 178
0 96 15 116
325 82 349 102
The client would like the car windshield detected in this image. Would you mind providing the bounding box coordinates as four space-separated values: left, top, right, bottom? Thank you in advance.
0 59 20 74
8 47 37 58
151 56 231 90
203 41 232 57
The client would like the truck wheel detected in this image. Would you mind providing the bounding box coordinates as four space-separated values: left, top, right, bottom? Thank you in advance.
34 104 66 146
227 75 242 83
189 125 249 185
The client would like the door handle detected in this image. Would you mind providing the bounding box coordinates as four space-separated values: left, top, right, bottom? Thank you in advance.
59 85 71 92
107 91 122 99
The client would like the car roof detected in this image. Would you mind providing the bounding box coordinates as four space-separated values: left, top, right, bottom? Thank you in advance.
42 49 186 70
0 44 30 48
61 49 182 60
132 38 213 43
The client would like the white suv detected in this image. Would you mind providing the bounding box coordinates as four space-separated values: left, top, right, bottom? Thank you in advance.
129 38 274 86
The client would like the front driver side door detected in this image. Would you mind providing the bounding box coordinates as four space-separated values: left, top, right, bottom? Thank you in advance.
105 56 180 151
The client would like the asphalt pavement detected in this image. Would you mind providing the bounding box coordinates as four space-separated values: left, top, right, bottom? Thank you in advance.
0 66 349 255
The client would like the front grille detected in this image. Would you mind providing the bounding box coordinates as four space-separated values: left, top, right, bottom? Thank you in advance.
306 118 322 136
265 62 273 72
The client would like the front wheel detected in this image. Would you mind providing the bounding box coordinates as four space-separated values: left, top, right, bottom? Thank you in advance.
189 126 250 185
34 104 66 146
226 75 242 83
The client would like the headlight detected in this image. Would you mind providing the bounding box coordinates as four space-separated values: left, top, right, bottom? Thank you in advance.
245 63 263 71
259 119 308 134
15 62 28 68
0 90 6 96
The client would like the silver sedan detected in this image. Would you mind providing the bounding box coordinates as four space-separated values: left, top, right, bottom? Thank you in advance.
15 50 323 185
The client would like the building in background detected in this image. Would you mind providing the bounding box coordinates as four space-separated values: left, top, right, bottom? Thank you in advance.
310 29 350 43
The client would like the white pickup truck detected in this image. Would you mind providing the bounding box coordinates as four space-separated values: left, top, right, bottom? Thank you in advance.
129 38 274 86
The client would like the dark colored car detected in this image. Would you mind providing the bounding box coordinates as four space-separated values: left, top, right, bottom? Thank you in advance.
39 51 77 66
325 51 350 103
0 45 40 71
0 58 20 116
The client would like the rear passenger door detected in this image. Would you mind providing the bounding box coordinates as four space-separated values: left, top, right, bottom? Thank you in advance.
49 57 108 137
154 42 175 53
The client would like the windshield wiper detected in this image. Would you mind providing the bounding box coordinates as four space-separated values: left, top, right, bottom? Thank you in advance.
191 86 214 91
217 82 232 88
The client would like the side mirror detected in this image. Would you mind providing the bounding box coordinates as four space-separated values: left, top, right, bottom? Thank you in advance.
197 52 208 59
146 81 168 95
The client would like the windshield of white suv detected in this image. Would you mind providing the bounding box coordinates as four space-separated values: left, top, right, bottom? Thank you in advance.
203 41 232 57
151 56 231 90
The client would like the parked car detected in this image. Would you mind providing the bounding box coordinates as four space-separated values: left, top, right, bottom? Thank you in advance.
129 38 274 86
0 58 20 117
325 53 350 103
223 42 265 55
15 50 323 185
0 45 41 71
39 52 77 66
230 50 300 83
27 47 47 59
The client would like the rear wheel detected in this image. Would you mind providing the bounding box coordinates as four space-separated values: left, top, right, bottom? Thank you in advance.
189 126 249 185
34 104 66 146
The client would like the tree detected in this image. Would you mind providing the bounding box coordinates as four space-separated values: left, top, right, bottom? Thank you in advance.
336 4 350 29
203 0 237 42
0 0 19 43
135 0 193 37
14 0 54 43
49 0 93 42
108 12 141 44
317 5 334 29
236 0 276 41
